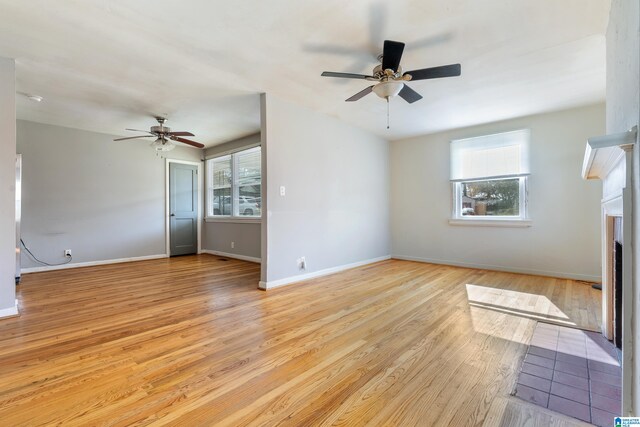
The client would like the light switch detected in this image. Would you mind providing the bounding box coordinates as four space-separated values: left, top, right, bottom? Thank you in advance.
280 186 286 196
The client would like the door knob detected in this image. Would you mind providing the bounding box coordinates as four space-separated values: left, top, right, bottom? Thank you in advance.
170 213 175 217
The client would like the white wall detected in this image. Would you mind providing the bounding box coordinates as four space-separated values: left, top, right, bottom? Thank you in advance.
606 0 640 415
391 104 605 281
202 132 261 260
261 94 390 285
0 57 16 315
17 120 201 270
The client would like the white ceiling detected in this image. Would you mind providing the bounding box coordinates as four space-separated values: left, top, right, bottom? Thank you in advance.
0 0 610 147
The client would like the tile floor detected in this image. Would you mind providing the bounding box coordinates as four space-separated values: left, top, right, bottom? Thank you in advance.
515 323 621 426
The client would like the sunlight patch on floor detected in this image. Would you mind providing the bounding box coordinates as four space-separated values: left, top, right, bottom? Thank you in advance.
466 284 577 341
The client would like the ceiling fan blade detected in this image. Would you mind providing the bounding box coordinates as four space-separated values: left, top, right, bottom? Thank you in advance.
113 135 154 141
382 40 405 72
398 84 423 104
168 131 195 137
125 128 154 134
346 86 374 102
404 64 461 81
170 136 205 148
321 71 374 79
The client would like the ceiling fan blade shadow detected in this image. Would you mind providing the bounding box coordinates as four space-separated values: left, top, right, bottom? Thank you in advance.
367 2 387 57
405 64 461 81
398 85 423 103
382 40 405 72
113 135 154 141
346 86 374 102
303 43 372 57
408 32 453 50
322 71 375 79
168 131 195 137
170 136 205 148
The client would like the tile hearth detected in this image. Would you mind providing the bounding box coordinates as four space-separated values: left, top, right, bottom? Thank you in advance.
514 323 621 426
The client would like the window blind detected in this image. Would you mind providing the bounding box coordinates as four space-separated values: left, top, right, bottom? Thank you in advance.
450 129 530 181
235 147 261 188
211 155 232 188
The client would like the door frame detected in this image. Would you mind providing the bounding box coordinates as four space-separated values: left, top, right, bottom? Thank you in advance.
165 159 202 256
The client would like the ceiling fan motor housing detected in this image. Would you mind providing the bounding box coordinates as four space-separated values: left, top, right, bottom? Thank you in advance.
150 125 170 134
372 64 403 79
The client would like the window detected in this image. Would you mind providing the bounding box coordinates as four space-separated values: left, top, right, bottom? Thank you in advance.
206 146 261 219
210 155 232 216
450 129 529 222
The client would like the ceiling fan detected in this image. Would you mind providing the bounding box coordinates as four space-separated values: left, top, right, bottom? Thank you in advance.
113 117 205 151
321 40 461 126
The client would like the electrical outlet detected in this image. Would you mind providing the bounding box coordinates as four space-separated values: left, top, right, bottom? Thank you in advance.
64 249 72 257
297 256 306 270
231 241 235 249
280 186 286 196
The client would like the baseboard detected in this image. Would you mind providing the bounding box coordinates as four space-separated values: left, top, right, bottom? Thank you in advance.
21 254 169 274
259 255 391 290
0 299 19 319
201 250 261 264
391 254 601 282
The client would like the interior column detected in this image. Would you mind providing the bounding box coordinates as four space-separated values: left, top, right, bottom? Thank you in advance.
0 57 17 317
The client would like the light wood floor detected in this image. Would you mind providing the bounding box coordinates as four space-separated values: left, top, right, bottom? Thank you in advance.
0 255 601 426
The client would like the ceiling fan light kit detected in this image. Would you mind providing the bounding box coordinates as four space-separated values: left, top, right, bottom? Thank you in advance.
372 80 404 99
321 39 461 128
150 137 176 152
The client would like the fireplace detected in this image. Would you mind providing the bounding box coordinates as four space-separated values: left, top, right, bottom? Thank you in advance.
613 218 622 350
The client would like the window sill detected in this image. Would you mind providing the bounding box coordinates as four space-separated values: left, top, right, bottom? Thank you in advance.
205 217 262 224
448 218 532 228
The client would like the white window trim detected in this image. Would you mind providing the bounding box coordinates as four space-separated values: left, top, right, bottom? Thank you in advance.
204 217 261 224
232 153 239 217
205 147 262 220
448 218 532 228
450 176 531 227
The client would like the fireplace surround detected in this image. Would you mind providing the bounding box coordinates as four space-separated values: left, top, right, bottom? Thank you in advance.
582 126 637 414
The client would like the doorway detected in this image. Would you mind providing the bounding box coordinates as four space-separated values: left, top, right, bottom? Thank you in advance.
166 160 201 256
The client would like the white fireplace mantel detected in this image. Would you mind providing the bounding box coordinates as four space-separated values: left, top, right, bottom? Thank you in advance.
582 127 638 180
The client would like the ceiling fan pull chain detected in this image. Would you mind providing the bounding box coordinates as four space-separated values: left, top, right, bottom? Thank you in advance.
386 96 390 129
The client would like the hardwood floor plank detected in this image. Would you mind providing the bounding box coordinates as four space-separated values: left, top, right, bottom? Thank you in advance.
0 255 600 426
